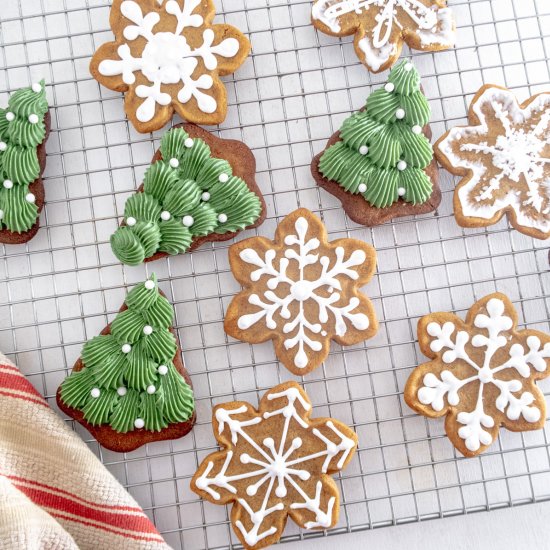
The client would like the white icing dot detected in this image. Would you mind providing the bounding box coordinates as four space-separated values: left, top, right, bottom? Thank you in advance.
218 213 228 223
412 125 422 134
5 112 14 122
169 158 179 168
3 180 13 189
160 210 171 221
126 216 137 227
146 385 156 395
358 183 367 193
121 343 132 354
0 210 3 220
395 108 405 119
397 160 407 171
182 215 194 227
359 145 369 155
405 62 413 71
143 325 153 335
384 82 395 92
144 280 155 290
134 418 145 429
398 187 406 197
201 192 210 201
32 82 42 93
117 386 127 397
28 114 39 124
25 193 36 203
0 142 6 151
184 138 194 148
219 173 229 183
90 388 101 399
158 365 168 376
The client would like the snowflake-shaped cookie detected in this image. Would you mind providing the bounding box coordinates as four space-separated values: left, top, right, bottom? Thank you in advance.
311 0 455 73
436 85 550 240
191 381 357 550
405 293 550 457
90 0 250 133
224 208 378 375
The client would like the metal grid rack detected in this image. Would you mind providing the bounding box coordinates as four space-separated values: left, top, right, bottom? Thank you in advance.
1 0 549 548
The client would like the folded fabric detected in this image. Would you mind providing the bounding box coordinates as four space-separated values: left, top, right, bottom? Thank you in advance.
0 351 170 549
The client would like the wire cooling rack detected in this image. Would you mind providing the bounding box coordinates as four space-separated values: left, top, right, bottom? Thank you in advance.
1 0 549 548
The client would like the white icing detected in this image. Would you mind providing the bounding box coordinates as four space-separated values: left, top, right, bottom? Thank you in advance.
121 343 132 354
126 216 137 226
0 210 4 220
0 142 6 151
169 158 179 168
184 137 194 148
218 213 228 223
32 82 42 93
117 386 127 396
143 325 153 335
90 388 101 398
201 192 210 201
358 183 367 193
418 298 550 452
359 145 369 155
3 180 13 189
144 279 155 290
28 114 39 124
5 112 14 122
134 418 145 429
158 365 168 375
25 193 36 204
182 215 194 227
196 387 355 545
219 173 229 183
438 89 550 234
160 210 171 221
98 0 242 120
237 217 370 369
146 384 156 394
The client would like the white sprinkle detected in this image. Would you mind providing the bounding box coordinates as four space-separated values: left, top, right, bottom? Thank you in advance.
28 114 39 124
201 192 210 201
412 125 422 134
218 213 228 223
143 325 153 335
384 82 395 92
182 215 194 227
184 138 194 148
126 216 137 227
160 210 171 221
117 386 127 397
219 173 229 183
90 388 101 399
0 142 6 151
5 112 14 122
32 82 42 93
26 193 36 203
359 145 369 155
397 160 407 171
3 180 13 189
144 280 155 290
398 187 406 196
395 108 405 119
0 210 3 220
134 418 145 429
358 183 367 193
158 365 168 376
404 62 413 71
146 385 156 395
121 343 132 354
169 158 179 168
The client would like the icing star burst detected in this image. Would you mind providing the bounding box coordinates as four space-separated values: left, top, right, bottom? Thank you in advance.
436 85 550 240
191 382 358 550
405 294 550 457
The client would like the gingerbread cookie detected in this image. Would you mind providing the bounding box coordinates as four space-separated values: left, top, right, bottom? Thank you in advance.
0 80 50 244
435 85 550 240
191 381 358 550
311 60 440 227
57 274 195 453
311 0 455 73
224 208 378 375
110 123 265 266
404 293 550 457
90 0 251 133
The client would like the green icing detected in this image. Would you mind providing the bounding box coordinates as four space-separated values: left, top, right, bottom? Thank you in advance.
0 80 48 233
111 127 262 266
60 274 195 434
319 61 434 209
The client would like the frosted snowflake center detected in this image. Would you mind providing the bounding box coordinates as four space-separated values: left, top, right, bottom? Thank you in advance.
290 280 315 302
141 32 190 83
477 366 494 384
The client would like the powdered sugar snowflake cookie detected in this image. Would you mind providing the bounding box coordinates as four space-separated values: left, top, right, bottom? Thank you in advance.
224 208 378 375
311 0 455 73
405 293 550 457
191 381 358 549
90 0 250 133
435 85 550 240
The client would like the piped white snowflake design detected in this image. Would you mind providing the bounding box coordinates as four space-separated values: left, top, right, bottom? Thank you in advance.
192 383 357 549
311 0 455 72
225 209 377 375
437 87 550 238
92 0 248 129
406 295 550 456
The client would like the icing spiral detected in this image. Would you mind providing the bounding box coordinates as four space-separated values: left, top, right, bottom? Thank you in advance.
319 61 434 208
111 127 262 265
60 274 195 433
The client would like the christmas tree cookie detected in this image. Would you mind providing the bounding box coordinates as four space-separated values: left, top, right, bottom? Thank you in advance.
0 80 50 244
111 124 265 266
311 60 440 227
57 274 195 452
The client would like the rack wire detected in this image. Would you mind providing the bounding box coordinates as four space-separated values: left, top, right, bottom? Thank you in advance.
1 0 549 548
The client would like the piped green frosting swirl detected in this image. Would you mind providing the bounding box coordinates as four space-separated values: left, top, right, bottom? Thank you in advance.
319 61 434 209
0 80 48 233
110 128 263 266
60 274 195 434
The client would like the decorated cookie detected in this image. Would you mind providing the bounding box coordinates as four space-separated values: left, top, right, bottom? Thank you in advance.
435 85 550 240
0 80 50 244
311 0 455 73
224 208 378 375
191 381 357 549
57 274 195 452
110 124 265 266
404 293 550 457
311 60 440 227
90 0 251 133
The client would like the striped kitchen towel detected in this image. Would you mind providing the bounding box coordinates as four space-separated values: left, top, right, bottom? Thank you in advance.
0 351 171 549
